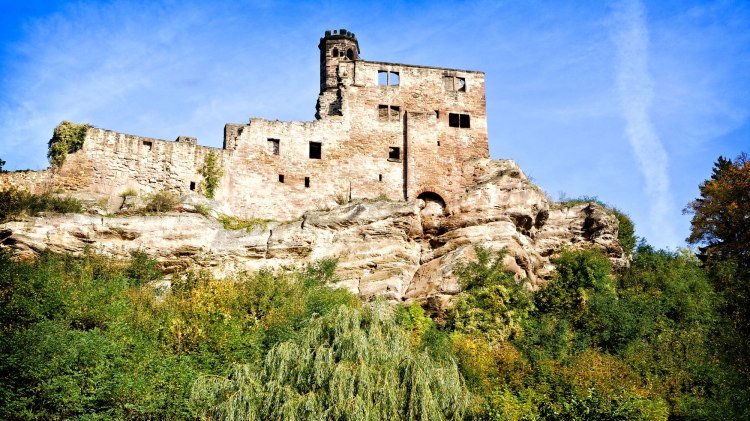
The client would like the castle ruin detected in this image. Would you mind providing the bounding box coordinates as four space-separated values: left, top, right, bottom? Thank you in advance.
2 29 490 220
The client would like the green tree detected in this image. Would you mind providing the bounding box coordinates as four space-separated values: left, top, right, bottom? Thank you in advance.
192 302 469 420
47 121 91 167
199 151 223 199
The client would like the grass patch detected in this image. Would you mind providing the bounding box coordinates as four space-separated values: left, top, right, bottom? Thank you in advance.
0 187 83 222
217 214 270 231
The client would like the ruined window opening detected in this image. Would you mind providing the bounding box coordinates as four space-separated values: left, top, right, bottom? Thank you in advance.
278 174 284 183
437 141 441 146
378 71 388 86
190 181 196 191
143 140 153 151
267 138 280 155
332 47 338 57
378 104 389 120
304 177 310 188
379 70 400 86
449 113 471 128
389 71 399 85
309 142 322 159
346 49 354 60
388 147 401 161
389 105 400 120
460 114 471 128
457 77 466 92
435 110 440 119
444 75 467 92
379 174 383 182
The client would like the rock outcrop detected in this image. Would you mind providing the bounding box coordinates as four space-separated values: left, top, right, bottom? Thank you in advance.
0 159 624 304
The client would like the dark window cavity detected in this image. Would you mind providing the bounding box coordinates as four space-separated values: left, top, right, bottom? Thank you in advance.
346 48 354 60
143 140 153 151
304 177 310 188
267 138 280 155
309 142 322 159
456 77 466 92
332 47 338 57
437 141 441 146
190 181 196 191
388 147 401 161
449 113 471 128
379 174 383 182
278 174 284 183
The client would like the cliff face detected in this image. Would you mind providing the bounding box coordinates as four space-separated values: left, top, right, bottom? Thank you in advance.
0 159 625 304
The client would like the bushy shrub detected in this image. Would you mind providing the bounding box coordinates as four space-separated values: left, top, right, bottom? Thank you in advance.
143 190 179 213
0 188 83 222
47 121 91 167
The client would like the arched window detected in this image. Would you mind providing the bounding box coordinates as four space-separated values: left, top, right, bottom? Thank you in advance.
332 47 338 58
347 48 354 60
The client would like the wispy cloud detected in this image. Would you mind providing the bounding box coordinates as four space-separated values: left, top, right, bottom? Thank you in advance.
613 0 676 244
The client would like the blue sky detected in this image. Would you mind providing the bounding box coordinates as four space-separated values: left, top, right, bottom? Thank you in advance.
1 0 748 249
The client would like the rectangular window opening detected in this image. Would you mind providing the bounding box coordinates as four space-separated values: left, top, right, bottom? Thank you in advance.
437 141 441 146
443 75 454 91
142 140 153 151
389 106 400 120
388 146 401 161
278 174 284 183
389 71 400 85
189 181 196 191
379 174 383 182
449 113 471 128
456 77 466 92
435 110 440 119
267 138 280 155
304 177 310 188
378 104 389 121
309 142 322 159
378 70 388 86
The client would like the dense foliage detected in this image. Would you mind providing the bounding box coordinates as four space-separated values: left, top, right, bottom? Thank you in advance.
686 153 750 385
0 187 83 222
47 121 91 167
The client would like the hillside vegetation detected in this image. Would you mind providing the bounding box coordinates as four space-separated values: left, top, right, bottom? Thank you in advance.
0 154 748 419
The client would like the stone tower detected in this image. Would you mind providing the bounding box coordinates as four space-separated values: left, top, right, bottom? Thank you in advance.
318 29 360 93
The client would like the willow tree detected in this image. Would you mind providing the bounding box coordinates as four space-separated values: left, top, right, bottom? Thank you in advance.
192 302 469 420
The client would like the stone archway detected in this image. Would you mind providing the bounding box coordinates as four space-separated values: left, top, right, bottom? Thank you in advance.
417 192 445 236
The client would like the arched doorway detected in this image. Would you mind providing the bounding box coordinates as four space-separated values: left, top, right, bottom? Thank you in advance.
417 191 446 216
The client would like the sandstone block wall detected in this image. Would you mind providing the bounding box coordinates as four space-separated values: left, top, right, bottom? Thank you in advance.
2 30 492 221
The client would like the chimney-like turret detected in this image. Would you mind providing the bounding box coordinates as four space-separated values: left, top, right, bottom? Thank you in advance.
318 29 360 93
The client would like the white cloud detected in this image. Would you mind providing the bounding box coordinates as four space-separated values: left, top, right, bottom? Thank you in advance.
612 0 676 245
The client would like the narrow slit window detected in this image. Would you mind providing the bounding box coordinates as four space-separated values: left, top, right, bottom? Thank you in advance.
379 174 383 182
278 174 284 183
388 147 401 161
309 142 322 159
267 138 280 155
189 181 196 191
437 141 441 146
378 71 388 86
304 177 310 188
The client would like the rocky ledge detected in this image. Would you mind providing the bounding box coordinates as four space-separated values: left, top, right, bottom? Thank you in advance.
0 159 626 304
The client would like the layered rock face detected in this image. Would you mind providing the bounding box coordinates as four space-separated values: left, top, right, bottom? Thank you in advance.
0 159 624 304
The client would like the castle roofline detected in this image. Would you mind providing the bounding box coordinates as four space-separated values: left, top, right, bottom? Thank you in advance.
360 59 484 75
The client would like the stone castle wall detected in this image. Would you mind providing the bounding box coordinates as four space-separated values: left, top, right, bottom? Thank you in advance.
2 31 491 221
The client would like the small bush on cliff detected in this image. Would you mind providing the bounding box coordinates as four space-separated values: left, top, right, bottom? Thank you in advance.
0 187 83 222
47 121 91 167
199 152 223 199
143 191 179 213
613 209 636 254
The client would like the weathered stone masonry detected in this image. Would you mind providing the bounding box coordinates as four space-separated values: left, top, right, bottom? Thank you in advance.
2 29 490 221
